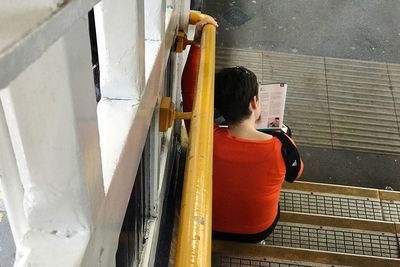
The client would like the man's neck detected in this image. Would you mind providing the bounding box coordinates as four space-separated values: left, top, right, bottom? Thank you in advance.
228 118 255 137
227 116 272 141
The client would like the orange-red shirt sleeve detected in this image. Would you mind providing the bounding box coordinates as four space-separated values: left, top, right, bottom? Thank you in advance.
181 45 201 132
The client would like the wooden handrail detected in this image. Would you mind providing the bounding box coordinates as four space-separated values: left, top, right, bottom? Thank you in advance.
174 12 216 267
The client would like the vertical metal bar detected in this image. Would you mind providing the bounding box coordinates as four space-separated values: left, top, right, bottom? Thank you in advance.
143 0 168 219
145 113 160 218
175 13 216 267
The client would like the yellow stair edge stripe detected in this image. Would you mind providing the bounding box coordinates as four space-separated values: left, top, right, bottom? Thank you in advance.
283 181 400 201
212 240 400 267
379 190 400 201
283 180 380 199
280 211 398 234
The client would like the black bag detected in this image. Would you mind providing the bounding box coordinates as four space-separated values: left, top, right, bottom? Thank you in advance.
268 131 302 183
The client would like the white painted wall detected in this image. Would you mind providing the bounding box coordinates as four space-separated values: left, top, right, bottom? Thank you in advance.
94 0 145 100
0 17 103 266
0 0 191 266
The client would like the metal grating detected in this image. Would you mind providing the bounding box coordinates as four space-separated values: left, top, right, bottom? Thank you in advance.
381 200 400 222
280 190 383 220
216 255 327 267
263 223 399 258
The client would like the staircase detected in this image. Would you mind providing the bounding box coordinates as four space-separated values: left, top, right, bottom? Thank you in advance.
212 47 400 266
212 181 400 266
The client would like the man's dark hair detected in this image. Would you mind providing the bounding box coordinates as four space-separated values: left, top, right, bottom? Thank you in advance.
215 66 259 125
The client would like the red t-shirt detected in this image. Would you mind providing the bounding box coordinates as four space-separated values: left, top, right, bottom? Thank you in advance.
181 45 294 235
212 126 286 234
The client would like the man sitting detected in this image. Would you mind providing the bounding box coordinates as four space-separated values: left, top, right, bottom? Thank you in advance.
181 18 303 243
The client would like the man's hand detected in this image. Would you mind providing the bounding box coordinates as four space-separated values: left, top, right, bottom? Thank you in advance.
193 16 218 45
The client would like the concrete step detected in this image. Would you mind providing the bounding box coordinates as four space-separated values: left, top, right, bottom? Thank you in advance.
281 181 400 222
212 240 400 267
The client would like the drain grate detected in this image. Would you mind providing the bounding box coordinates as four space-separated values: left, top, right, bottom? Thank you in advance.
280 190 383 220
381 200 400 222
216 255 326 267
263 223 399 258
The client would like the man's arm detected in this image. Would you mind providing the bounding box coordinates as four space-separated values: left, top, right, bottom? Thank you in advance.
181 17 218 132
181 45 201 132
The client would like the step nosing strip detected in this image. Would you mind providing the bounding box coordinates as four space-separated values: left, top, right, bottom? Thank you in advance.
279 211 397 234
327 76 390 82
328 87 394 95
263 66 325 72
329 96 396 104
329 112 397 122
329 107 397 116
213 241 400 267
325 67 391 75
328 125 398 134
282 181 380 198
332 138 400 147
379 190 400 201
327 79 390 87
331 132 400 141
325 59 388 67
332 144 400 154
327 83 394 91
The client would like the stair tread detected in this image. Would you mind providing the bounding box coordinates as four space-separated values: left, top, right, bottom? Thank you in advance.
281 181 400 222
262 212 399 259
212 183 400 265
213 241 400 267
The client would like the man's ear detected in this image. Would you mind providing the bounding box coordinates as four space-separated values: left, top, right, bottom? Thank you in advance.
249 96 258 110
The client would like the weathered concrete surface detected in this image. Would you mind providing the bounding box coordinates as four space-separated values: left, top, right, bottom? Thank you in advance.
203 0 400 63
299 145 400 190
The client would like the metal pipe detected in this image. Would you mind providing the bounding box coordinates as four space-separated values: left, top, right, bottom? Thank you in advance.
175 112 192 120
189 11 213 25
175 12 216 267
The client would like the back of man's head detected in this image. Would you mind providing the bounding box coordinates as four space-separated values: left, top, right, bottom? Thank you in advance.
215 66 259 125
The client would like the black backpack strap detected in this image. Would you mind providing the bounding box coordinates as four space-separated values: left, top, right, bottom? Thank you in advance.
268 131 302 183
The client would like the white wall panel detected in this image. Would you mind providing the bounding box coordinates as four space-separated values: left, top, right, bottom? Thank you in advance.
145 0 166 41
0 17 103 267
0 0 101 89
94 0 145 99
0 101 27 244
0 0 192 266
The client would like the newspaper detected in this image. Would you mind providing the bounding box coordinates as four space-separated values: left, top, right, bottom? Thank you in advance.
255 83 287 129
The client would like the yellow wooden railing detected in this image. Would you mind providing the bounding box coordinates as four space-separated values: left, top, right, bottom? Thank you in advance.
174 12 216 267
